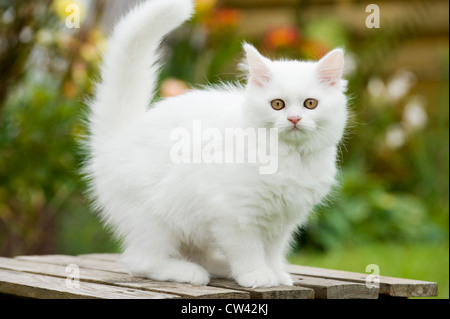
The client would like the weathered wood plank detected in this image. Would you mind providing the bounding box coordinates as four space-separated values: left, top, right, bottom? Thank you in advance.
292 274 378 299
287 264 438 297
6 256 248 299
78 253 120 262
10 254 436 299
111 278 249 299
16 254 127 273
79 254 315 299
15 254 314 299
77 254 314 299
209 278 314 299
76 254 428 298
0 268 179 299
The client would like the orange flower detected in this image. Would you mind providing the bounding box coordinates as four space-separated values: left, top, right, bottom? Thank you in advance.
214 8 240 28
263 26 300 51
203 8 240 30
301 40 330 60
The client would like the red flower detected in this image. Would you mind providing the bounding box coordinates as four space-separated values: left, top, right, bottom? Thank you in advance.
204 8 240 30
263 26 300 51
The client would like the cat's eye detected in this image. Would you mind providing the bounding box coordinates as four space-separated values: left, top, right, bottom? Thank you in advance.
271 99 285 110
304 98 319 109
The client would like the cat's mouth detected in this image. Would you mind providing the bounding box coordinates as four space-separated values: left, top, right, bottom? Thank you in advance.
289 125 303 132
283 124 310 138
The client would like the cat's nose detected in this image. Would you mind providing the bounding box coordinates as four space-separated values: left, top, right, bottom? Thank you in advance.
287 116 301 125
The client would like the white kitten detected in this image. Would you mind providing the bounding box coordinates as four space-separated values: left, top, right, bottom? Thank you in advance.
84 0 348 288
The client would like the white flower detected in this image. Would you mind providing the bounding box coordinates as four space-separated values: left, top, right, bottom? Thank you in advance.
343 52 358 77
402 95 428 132
385 124 406 150
367 77 385 98
386 70 417 102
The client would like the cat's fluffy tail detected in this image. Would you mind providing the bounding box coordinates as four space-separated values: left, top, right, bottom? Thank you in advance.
88 0 194 140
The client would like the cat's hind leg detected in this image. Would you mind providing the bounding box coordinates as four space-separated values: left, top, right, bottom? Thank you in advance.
189 248 232 279
120 221 210 286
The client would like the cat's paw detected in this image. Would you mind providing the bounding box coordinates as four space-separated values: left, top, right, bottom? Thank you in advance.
276 271 294 286
127 259 210 286
236 268 278 288
168 262 211 286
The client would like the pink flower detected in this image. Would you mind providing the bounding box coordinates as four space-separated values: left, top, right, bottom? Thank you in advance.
160 78 189 97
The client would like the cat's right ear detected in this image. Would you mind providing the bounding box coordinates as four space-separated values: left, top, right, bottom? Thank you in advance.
242 43 273 88
316 48 345 88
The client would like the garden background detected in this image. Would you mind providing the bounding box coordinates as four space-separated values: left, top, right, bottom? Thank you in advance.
0 0 448 298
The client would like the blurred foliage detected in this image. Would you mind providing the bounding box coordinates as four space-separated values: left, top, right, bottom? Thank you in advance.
160 3 244 88
0 1 52 113
0 82 82 255
0 0 448 259
0 0 109 255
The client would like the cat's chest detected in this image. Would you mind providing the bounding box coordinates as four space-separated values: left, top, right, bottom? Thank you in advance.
260 149 337 215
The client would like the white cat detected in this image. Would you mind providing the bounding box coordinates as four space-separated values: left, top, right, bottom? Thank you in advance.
84 0 348 288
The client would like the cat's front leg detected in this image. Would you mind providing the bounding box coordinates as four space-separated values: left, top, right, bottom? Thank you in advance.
265 231 294 286
212 223 278 288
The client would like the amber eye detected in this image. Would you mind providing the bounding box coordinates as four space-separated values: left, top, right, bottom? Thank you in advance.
271 99 285 110
304 98 319 109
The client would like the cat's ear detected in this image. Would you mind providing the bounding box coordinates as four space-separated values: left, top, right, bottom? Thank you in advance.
243 43 273 88
316 48 344 88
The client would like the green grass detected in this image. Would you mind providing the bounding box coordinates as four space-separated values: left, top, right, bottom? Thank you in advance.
288 242 449 299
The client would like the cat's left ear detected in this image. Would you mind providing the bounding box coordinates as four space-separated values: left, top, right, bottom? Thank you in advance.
316 48 345 88
243 43 273 88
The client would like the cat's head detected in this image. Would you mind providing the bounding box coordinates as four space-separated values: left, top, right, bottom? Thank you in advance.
241 43 348 152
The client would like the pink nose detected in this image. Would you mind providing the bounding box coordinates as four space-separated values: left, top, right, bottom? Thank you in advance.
287 116 301 125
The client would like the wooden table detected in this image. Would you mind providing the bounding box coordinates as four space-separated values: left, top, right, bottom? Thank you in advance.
0 253 438 299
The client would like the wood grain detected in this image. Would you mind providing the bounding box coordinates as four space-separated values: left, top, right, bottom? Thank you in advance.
0 254 437 299
292 274 378 299
210 278 314 299
1 256 248 299
0 268 179 299
287 264 438 297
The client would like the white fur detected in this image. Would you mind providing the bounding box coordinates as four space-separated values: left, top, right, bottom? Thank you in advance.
84 0 348 288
